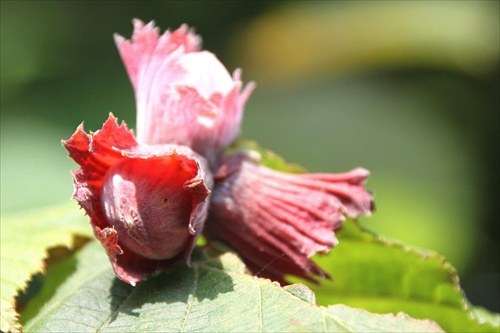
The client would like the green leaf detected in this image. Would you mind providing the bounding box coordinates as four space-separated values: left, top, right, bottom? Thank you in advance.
22 241 443 332
295 220 499 332
0 202 93 333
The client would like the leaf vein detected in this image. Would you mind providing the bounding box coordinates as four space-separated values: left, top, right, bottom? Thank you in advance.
181 267 199 332
322 309 355 332
321 310 327 332
256 280 263 332
95 282 137 333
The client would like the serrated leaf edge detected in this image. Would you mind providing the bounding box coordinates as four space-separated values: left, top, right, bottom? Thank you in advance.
347 221 498 329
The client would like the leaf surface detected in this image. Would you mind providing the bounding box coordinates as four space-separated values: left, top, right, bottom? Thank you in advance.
22 241 443 332
0 202 93 332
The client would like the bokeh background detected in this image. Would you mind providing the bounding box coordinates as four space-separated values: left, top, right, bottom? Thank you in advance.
1 1 498 312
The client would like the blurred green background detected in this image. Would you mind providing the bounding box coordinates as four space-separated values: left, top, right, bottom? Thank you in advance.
1 1 498 312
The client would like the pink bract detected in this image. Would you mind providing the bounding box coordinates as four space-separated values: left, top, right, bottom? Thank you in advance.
115 19 255 165
204 152 373 283
63 114 212 285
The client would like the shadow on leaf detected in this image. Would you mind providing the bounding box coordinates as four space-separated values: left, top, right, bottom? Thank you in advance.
19 238 88 325
107 253 235 324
